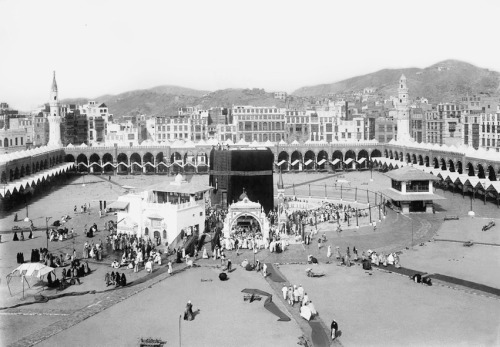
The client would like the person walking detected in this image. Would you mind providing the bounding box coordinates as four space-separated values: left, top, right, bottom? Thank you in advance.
282 284 288 300
331 319 339 340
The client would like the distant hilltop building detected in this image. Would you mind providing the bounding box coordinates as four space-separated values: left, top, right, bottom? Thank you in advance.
274 91 287 100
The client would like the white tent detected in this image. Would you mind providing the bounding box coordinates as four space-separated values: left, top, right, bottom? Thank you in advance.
6 263 55 297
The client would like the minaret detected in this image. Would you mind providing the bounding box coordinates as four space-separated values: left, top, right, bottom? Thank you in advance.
395 74 411 142
47 71 62 146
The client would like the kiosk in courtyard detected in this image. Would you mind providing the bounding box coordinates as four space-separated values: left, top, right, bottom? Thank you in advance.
112 174 212 245
381 166 445 214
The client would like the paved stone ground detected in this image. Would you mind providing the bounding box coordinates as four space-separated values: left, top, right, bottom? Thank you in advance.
1 171 500 346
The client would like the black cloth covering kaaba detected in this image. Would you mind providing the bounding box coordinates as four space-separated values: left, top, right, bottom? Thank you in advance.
209 148 274 213
241 289 290 321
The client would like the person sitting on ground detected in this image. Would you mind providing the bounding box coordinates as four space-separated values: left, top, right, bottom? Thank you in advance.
110 271 116 285
183 300 194 321
121 273 127 286
115 273 121 287
241 259 249 268
307 254 318 264
111 259 120 269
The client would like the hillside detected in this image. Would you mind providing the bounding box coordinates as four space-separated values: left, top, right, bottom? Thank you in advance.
292 60 500 102
62 86 292 119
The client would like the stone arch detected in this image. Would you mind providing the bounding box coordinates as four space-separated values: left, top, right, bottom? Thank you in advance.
76 154 88 172
412 154 417 164
447 160 455 172
406 153 411 163
171 152 182 164
357 149 369 169
389 150 394 159
456 161 463 174
26 164 31 176
184 151 196 165
20 165 25 177
35 161 40 172
3 138 8 147
331 150 343 170
371 149 382 158
102 153 114 172
418 155 423 166
130 152 142 174
384 149 388 158
487 165 497 181
433 157 439 169
394 151 399 160
65 154 75 162
466 162 474 176
399 151 403 161
14 167 20 180
278 151 289 171
229 212 263 233
344 150 356 170
117 153 129 174
477 164 485 179
43 159 48 170
143 152 154 173
1 171 6 184
9 169 14 181
290 150 302 171
317 150 328 170
304 150 315 170
156 152 167 173
424 156 429 167
440 158 447 171
89 153 102 173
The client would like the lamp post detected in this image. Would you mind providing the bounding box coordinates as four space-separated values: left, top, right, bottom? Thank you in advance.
468 188 475 217
370 159 373 182
45 217 52 250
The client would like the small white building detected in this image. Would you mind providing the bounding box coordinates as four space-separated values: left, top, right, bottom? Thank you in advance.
112 174 212 246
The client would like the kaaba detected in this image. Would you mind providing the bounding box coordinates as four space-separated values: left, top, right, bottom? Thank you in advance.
209 147 274 213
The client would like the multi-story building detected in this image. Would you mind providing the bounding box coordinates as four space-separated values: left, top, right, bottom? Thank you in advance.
191 110 209 141
285 109 308 142
155 114 192 142
105 122 140 146
425 109 442 144
7 114 34 147
335 117 365 142
427 103 466 146
232 106 286 142
410 108 425 143
0 128 28 154
216 124 237 142
463 112 500 151
33 112 49 147
462 94 499 114
374 117 396 143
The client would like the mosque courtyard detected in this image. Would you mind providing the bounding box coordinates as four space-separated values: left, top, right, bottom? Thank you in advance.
0 171 499 347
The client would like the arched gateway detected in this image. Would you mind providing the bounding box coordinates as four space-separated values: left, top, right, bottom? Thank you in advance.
222 196 270 240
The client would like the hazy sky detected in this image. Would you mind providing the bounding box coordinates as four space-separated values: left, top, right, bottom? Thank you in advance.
1 0 499 111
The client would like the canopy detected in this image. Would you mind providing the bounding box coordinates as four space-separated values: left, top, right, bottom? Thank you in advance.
107 201 130 210
8 263 55 279
277 160 286 167
317 159 326 165
344 158 353 165
304 159 313 166
6 263 55 297
357 157 366 164
291 160 299 166
330 159 340 165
